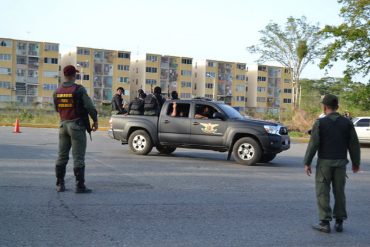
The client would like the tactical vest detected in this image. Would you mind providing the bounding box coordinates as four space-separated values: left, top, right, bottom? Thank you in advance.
130 98 144 112
318 115 350 159
55 84 82 121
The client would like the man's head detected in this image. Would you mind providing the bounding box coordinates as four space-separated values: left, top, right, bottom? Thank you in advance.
117 87 124 95
63 65 79 81
171 91 178 100
321 94 339 113
153 86 161 94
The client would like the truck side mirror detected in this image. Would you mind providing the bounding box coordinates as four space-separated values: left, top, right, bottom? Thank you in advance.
213 112 226 121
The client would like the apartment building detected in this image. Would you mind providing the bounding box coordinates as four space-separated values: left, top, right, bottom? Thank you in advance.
0 37 59 103
192 60 247 112
246 64 293 114
130 53 193 100
61 47 131 104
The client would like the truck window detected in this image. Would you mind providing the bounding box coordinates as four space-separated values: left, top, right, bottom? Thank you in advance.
194 104 218 119
167 103 190 118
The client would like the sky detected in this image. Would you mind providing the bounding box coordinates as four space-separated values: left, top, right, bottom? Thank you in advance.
3 0 363 81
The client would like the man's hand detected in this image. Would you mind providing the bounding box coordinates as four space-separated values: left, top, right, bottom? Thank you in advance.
304 165 312 176
352 165 360 173
92 121 98 132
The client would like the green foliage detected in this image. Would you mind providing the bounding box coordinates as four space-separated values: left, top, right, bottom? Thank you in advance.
320 0 370 81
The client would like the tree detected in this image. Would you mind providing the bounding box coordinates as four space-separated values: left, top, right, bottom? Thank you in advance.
247 16 323 107
320 0 370 81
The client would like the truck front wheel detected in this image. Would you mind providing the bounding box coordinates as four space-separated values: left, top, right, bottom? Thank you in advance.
232 137 261 166
128 130 153 155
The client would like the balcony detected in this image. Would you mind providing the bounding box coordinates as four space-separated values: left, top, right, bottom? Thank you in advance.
16 76 27 82
28 50 39 56
26 77 39 84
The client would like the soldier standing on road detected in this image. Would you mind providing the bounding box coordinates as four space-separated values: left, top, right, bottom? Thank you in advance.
303 94 361 233
53 65 98 193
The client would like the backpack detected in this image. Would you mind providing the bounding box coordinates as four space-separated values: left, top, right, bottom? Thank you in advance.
129 98 144 115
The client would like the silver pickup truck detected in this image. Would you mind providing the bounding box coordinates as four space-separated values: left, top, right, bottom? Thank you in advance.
108 98 290 166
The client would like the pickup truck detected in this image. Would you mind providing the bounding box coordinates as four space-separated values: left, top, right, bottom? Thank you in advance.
108 98 290 166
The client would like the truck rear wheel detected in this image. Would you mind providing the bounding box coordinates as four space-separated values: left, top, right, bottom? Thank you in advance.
156 145 177 154
128 130 153 155
259 153 276 163
232 137 261 166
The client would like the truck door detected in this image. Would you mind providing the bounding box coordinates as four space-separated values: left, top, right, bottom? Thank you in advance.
158 102 191 144
190 103 227 147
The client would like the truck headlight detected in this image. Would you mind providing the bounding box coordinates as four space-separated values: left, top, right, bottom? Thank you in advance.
264 125 279 135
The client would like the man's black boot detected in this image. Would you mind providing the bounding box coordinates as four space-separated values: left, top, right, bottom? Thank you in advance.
55 166 66 192
335 220 343 232
312 220 331 233
73 167 92 193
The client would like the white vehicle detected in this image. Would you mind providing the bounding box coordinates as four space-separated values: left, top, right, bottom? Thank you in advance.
352 117 370 144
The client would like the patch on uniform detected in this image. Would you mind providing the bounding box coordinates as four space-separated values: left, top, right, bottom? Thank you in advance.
200 123 221 135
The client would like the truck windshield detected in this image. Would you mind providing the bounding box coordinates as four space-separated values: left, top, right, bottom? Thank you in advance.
218 104 244 119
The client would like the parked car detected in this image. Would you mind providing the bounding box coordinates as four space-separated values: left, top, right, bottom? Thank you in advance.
108 98 290 166
352 117 370 144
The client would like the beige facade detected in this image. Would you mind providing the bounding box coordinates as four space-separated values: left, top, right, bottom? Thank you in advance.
130 53 193 100
246 64 293 114
61 47 131 103
192 59 247 112
0 37 59 103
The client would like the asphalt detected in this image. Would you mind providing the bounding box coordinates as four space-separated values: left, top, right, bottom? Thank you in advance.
0 127 369 247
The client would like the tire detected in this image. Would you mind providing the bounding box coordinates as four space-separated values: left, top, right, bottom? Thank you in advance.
232 137 262 166
156 145 177 154
259 153 276 163
128 130 153 155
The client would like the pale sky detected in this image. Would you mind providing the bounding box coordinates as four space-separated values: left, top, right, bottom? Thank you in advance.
3 0 363 81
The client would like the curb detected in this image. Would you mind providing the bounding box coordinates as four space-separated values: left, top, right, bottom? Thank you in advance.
0 123 109 131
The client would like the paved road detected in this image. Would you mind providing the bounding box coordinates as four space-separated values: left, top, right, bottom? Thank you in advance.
1 127 369 247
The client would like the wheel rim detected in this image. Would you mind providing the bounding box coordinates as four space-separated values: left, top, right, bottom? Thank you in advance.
237 143 255 160
132 135 147 151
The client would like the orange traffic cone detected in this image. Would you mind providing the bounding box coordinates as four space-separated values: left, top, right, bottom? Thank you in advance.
13 118 21 133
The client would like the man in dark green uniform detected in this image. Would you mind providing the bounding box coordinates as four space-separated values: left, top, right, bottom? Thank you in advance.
53 65 98 193
304 94 361 233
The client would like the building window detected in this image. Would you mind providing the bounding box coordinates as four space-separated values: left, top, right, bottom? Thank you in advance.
283 98 292 103
257 97 266 102
44 43 59 51
283 88 292 93
43 71 58 78
16 56 27 65
118 64 129 71
43 84 58 90
0 54 11 61
236 75 245 80
246 76 248 82
258 65 267 71
118 52 130 59
77 48 90 55
257 87 266 92
235 96 245 102
0 95 11 102
0 67 11 75
44 57 58 64
257 76 266 82
245 97 248 102
118 77 129 83
181 81 192 88
83 75 90 80
0 40 12 47
145 79 157 85
146 67 157 73
207 61 216 67
117 65 124 70
206 72 216 78
284 79 291 83
181 58 192 64
205 83 213 89
205 94 213 98
146 55 158 62
284 68 290 74
0 81 11 89
181 70 192 76
236 85 244 92
180 93 192 98
124 65 129 71
237 64 246 70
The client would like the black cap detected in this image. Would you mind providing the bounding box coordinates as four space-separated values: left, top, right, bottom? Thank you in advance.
321 94 338 107
117 87 124 92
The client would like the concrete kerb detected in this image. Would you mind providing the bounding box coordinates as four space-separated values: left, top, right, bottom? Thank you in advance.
0 123 110 131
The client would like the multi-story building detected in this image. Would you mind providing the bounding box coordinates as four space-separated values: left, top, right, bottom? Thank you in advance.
0 37 59 103
246 64 293 114
130 53 193 100
192 60 247 112
61 47 131 103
